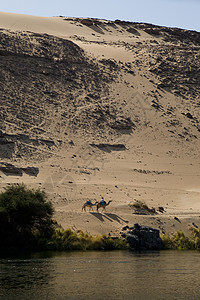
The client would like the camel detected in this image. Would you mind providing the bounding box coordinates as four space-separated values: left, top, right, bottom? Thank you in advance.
82 200 98 212
96 200 112 212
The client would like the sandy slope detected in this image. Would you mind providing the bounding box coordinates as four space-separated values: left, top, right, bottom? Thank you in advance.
0 12 200 237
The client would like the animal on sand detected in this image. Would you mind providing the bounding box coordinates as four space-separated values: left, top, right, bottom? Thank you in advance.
96 200 112 212
82 200 98 212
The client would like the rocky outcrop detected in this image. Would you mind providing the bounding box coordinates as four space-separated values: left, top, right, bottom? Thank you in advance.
0 131 56 160
126 27 140 36
0 28 129 155
133 168 172 175
90 143 126 153
22 166 39 176
80 19 94 26
0 163 39 176
121 223 163 250
0 163 23 176
0 137 15 159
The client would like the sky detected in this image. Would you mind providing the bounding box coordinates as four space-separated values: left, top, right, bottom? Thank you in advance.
1 0 200 31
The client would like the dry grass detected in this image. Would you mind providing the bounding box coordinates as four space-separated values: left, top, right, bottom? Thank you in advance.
129 200 157 215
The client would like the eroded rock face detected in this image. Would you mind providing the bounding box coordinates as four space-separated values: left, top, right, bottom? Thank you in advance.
121 223 163 250
90 143 126 153
0 162 39 176
0 29 134 163
0 131 55 161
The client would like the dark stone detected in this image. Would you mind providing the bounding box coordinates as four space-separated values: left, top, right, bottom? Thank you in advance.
192 222 198 228
22 167 39 177
122 225 129 231
81 19 94 26
158 206 165 213
126 233 140 249
174 216 181 223
0 164 23 176
69 140 74 146
185 112 193 119
122 223 163 250
126 28 140 36
90 143 126 153
121 233 126 238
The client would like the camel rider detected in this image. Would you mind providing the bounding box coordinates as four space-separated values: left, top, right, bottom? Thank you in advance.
101 197 105 206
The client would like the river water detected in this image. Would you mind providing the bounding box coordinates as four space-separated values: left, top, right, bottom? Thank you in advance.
0 250 200 300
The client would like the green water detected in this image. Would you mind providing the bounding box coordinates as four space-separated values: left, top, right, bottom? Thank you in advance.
0 250 200 299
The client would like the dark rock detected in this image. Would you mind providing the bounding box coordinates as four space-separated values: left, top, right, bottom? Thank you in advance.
126 233 140 249
90 143 126 153
158 206 165 213
22 167 39 177
81 19 94 26
39 139 55 147
144 28 161 36
133 223 140 230
126 28 140 36
151 100 162 110
122 223 163 250
174 216 181 223
121 233 126 238
69 140 74 146
185 112 193 119
127 70 135 75
0 164 23 176
99 59 119 70
192 222 198 228
122 225 129 231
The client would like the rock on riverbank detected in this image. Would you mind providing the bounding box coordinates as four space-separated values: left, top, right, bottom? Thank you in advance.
121 223 163 250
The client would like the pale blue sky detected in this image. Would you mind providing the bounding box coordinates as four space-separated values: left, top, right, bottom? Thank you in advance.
1 0 200 31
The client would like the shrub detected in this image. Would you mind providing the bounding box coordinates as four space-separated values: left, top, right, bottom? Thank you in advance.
161 234 175 250
161 229 199 250
48 229 127 251
129 200 157 215
0 183 54 249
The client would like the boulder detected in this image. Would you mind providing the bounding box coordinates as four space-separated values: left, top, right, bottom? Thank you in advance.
122 223 163 250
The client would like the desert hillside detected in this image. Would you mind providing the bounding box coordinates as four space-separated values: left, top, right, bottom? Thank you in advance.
0 12 200 236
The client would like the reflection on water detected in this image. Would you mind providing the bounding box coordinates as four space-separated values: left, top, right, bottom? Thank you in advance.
1 250 200 300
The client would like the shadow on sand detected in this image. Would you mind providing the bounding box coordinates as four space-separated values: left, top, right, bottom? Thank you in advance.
104 213 129 224
89 212 113 222
89 212 128 224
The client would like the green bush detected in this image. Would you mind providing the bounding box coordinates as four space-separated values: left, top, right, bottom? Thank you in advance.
0 183 54 249
161 228 200 250
47 229 128 251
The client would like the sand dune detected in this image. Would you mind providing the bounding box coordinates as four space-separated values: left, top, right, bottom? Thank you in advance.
0 12 200 237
